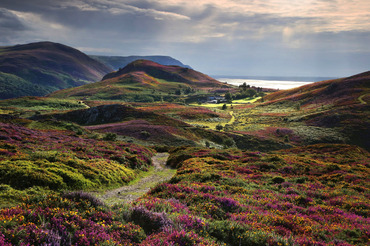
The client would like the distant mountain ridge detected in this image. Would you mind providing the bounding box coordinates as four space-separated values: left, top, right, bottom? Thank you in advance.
90 55 191 71
0 41 113 99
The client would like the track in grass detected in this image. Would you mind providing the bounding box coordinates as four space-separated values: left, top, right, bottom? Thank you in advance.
94 152 175 205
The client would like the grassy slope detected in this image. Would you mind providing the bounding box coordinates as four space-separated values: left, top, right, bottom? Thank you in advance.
0 117 155 207
263 71 369 107
0 41 112 99
0 96 88 112
37 103 233 147
0 72 50 99
196 72 370 151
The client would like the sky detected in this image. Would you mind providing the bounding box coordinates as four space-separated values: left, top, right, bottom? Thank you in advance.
1 0 369 77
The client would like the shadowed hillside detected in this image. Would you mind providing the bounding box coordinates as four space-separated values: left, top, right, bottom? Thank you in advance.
0 41 112 99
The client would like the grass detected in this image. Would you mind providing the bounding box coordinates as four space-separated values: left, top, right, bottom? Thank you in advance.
0 97 88 112
190 97 261 108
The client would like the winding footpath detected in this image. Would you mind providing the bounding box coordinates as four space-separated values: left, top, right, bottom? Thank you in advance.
358 93 369 105
94 152 175 205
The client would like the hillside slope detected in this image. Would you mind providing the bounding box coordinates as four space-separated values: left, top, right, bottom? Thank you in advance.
237 71 370 150
0 41 112 99
49 60 231 101
91 55 191 70
263 71 369 107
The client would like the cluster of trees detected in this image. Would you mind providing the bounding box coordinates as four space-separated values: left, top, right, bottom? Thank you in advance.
175 85 196 95
224 83 265 102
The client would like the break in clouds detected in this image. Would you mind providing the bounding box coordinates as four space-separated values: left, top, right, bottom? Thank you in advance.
0 0 369 77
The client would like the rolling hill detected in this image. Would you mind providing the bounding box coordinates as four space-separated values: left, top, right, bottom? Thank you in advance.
227 71 370 150
31 103 232 147
263 71 370 107
91 55 191 70
0 41 112 99
49 59 232 101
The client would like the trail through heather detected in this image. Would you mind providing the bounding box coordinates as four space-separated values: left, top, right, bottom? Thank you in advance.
358 93 368 104
95 152 175 205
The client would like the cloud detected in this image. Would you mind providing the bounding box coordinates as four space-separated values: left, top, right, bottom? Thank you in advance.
0 0 369 77
60 0 190 20
0 8 29 43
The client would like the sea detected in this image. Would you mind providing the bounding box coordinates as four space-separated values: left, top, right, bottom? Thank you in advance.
214 76 337 90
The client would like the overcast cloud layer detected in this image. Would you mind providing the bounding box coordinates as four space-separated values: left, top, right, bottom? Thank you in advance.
1 0 369 77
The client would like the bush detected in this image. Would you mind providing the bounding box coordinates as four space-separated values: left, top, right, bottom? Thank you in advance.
216 124 223 131
271 176 285 184
140 131 151 139
62 191 104 208
0 160 65 190
48 167 95 189
130 206 173 234
223 138 234 148
103 133 117 141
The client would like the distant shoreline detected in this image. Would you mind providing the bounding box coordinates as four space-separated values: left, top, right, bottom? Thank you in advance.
214 76 337 90
213 75 337 82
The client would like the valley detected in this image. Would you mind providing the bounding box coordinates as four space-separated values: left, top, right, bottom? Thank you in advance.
0 44 369 245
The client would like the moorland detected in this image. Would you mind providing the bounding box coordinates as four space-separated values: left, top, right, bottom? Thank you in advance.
0 42 369 246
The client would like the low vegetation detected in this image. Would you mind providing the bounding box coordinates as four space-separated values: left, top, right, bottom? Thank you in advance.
0 144 368 245
0 58 369 245
0 120 154 207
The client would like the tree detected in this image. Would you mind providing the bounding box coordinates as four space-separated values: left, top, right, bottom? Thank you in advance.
225 92 233 102
216 124 223 131
103 133 117 141
245 89 257 98
223 138 234 148
239 82 250 91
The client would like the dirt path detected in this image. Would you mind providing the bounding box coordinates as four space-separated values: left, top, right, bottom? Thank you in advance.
227 111 235 125
358 93 368 105
94 152 175 205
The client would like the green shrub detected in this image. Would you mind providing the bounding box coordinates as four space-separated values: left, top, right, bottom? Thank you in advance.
103 133 117 141
271 176 285 184
47 167 95 189
294 176 308 184
223 138 234 148
140 131 151 139
0 160 65 189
